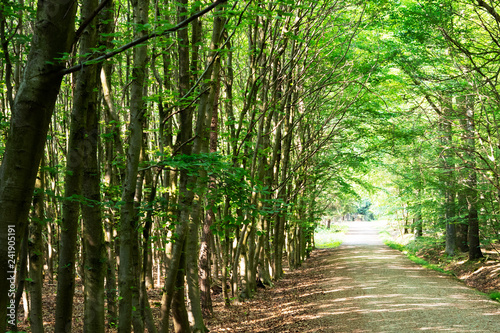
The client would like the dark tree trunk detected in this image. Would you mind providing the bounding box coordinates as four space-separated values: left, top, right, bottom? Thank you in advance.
72 0 106 331
463 96 483 260
159 0 193 329
456 192 469 252
81 70 105 333
468 204 483 260
0 1 77 331
117 0 149 331
55 54 91 333
29 172 45 333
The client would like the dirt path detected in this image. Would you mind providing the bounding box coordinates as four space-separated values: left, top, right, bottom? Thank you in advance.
311 221 500 332
209 221 500 332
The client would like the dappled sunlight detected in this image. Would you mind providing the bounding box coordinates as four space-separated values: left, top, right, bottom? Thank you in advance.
209 223 500 332
311 223 500 331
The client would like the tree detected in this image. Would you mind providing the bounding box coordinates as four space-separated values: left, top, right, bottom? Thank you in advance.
0 1 77 331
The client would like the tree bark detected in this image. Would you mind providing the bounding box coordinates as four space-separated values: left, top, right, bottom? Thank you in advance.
67 0 107 331
199 65 221 317
441 103 456 256
456 191 469 252
99 1 119 325
0 1 77 331
159 1 193 330
82 97 106 333
29 170 45 333
184 5 206 330
117 0 149 331
187 5 224 327
464 96 483 260
55 43 96 333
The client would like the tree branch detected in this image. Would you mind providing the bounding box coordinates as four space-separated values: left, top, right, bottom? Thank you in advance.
476 0 500 24
73 0 112 45
59 0 228 76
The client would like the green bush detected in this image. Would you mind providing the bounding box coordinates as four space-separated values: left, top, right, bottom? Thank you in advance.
314 224 348 248
489 292 500 302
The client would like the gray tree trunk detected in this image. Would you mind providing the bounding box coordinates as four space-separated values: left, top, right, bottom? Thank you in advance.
441 107 456 256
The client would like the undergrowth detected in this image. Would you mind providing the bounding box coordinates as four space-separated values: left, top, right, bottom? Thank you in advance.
489 291 500 302
379 225 500 303
314 223 348 249
383 239 450 275
379 229 451 275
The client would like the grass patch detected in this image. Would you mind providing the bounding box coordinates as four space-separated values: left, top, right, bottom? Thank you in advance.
489 291 500 302
381 229 451 275
314 224 348 249
380 222 500 300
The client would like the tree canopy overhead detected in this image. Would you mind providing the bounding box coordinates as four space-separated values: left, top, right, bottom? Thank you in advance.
1 0 500 331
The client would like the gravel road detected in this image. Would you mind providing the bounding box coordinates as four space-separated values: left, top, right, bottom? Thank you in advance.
313 221 500 332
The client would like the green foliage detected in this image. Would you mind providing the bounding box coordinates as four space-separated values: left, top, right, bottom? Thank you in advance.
314 224 348 249
383 239 450 275
356 199 375 220
489 292 500 303
380 225 452 275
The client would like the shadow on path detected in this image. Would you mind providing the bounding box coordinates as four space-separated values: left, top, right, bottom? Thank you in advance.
209 221 500 332
300 222 500 332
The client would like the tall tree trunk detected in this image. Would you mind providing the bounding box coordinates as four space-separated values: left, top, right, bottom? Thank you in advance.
187 5 224 329
55 41 97 333
99 1 120 325
463 95 483 260
159 1 193 331
29 168 45 333
274 89 293 280
442 104 456 256
71 0 107 331
184 4 205 330
101 65 119 328
0 1 77 331
82 99 106 333
55 99 84 333
141 172 158 333
118 0 149 331
199 62 221 317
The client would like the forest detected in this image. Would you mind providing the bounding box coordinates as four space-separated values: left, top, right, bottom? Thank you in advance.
1 0 500 332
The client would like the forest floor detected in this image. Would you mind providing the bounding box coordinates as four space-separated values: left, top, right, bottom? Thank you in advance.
15 221 500 332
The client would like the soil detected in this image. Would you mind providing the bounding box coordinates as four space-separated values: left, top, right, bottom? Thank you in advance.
15 221 500 332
